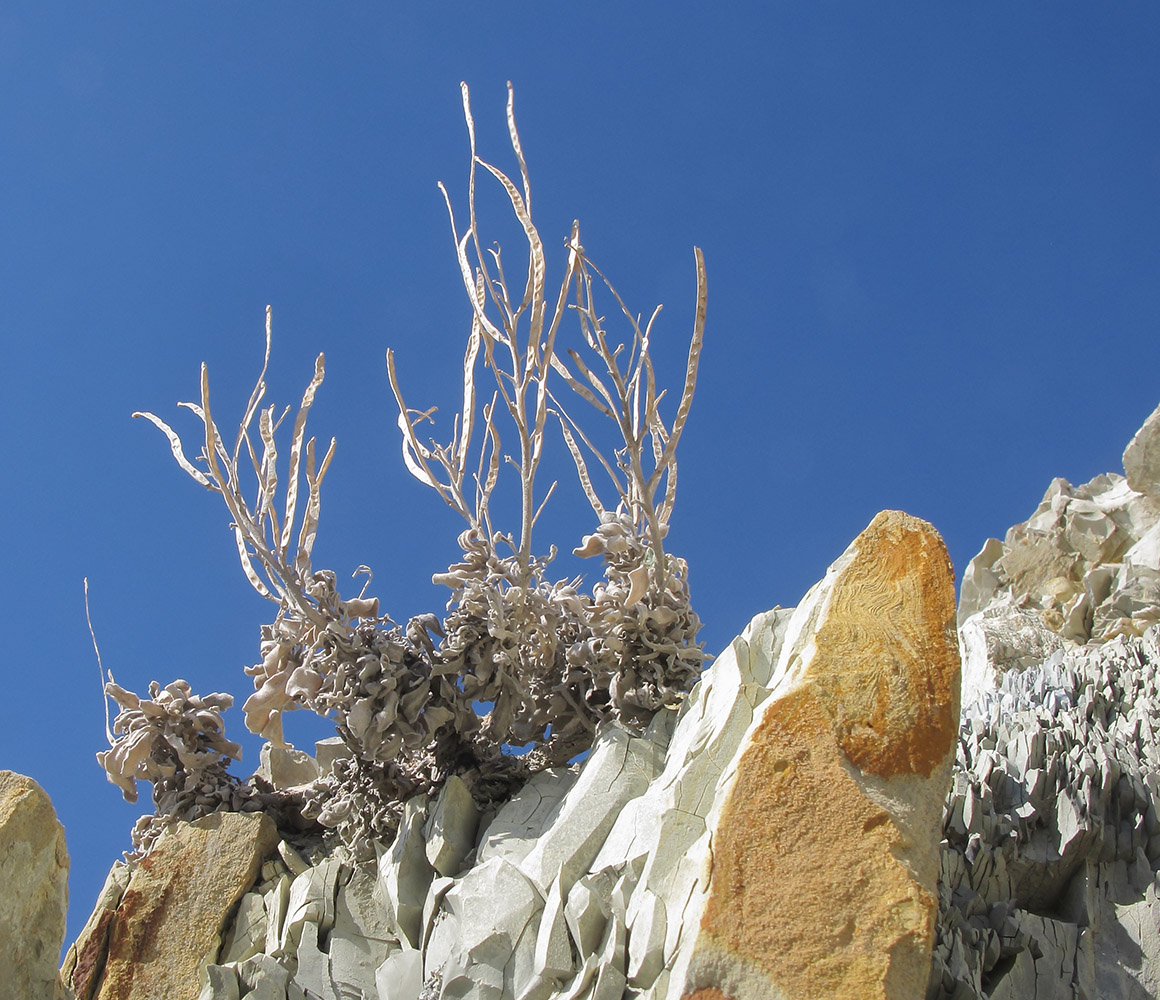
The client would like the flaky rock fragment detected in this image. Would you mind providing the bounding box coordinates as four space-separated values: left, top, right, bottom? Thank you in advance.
61 861 131 1000
672 510 960 1000
0 771 69 1000
94 811 278 1000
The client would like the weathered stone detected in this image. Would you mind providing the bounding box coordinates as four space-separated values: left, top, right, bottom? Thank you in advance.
0 771 69 1000
672 510 960 1000
95 811 278 1000
374 948 423 1000
276 857 341 958
517 725 664 895
328 863 395 998
375 794 434 949
423 857 542 988
1124 401 1160 499
423 774 479 877
314 737 352 775
237 954 292 1000
219 891 267 964
475 767 576 869
257 743 319 790
197 964 240 1000
62 861 131 1000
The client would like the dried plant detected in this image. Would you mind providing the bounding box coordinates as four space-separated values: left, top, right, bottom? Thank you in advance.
96 677 261 858
114 82 707 858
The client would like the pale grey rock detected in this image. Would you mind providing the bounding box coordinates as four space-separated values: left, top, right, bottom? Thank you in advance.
475 768 576 869
503 910 543 1000
419 875 454 956
257 742 320 790
278 841 311 877
517 724 663 895
198 964 241 1000
932 627 1160 998
276 858 341 958
423 857 542 989
219 891 268 964
1124 401 1160 499
238 954 292 1000
328 863 395 999
959 537 1006 624
534 874 574 982
374 948 423 1000
563 876 610 958
0 771 69 1000
263 872 293 956
958 460 1160 655
625 889 666 989
423 775 479 877
376 795 434 949
294 920 339 1000
315 737 353 775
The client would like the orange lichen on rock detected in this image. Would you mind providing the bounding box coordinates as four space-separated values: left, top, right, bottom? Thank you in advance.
95 812 278 1000
809 509 960 780
683 510 959 1000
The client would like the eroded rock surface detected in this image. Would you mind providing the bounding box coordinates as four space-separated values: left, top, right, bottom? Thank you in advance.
0 770 69 1000
676 510 959 1000
932 401 1160 999
94 811 278 1000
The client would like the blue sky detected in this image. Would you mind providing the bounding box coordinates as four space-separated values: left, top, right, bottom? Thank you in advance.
1 6 1157 944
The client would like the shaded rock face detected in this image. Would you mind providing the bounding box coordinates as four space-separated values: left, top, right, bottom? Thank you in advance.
91 811 278 1000
680 510 960 1000
0 771 69 1000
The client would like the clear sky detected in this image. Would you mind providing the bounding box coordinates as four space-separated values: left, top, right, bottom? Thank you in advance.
1 5 1157 944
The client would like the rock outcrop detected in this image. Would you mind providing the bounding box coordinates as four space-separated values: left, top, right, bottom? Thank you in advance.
932 399 1160 999
672 510 959 1000
60 509 954 1000
0 771 69 1000
51 401 1160 1000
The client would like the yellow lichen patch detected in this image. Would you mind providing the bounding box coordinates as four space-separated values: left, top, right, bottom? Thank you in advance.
809 510 959 780
689 511 957 1000
696 684 935 1000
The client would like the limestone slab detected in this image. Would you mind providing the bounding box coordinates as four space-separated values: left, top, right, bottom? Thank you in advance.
424 774 479 877
1124 401 1160 499
517 726 663 895
375 795 434 949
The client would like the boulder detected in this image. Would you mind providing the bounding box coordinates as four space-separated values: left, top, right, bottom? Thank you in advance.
94 811 278 1000
672 510 960 1000
0 771 69 1000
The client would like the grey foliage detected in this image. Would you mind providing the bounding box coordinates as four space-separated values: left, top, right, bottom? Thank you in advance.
106 84 708 859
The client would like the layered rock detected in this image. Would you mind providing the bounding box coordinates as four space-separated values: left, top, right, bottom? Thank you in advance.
931 398 1160 999
0 771 69 1000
